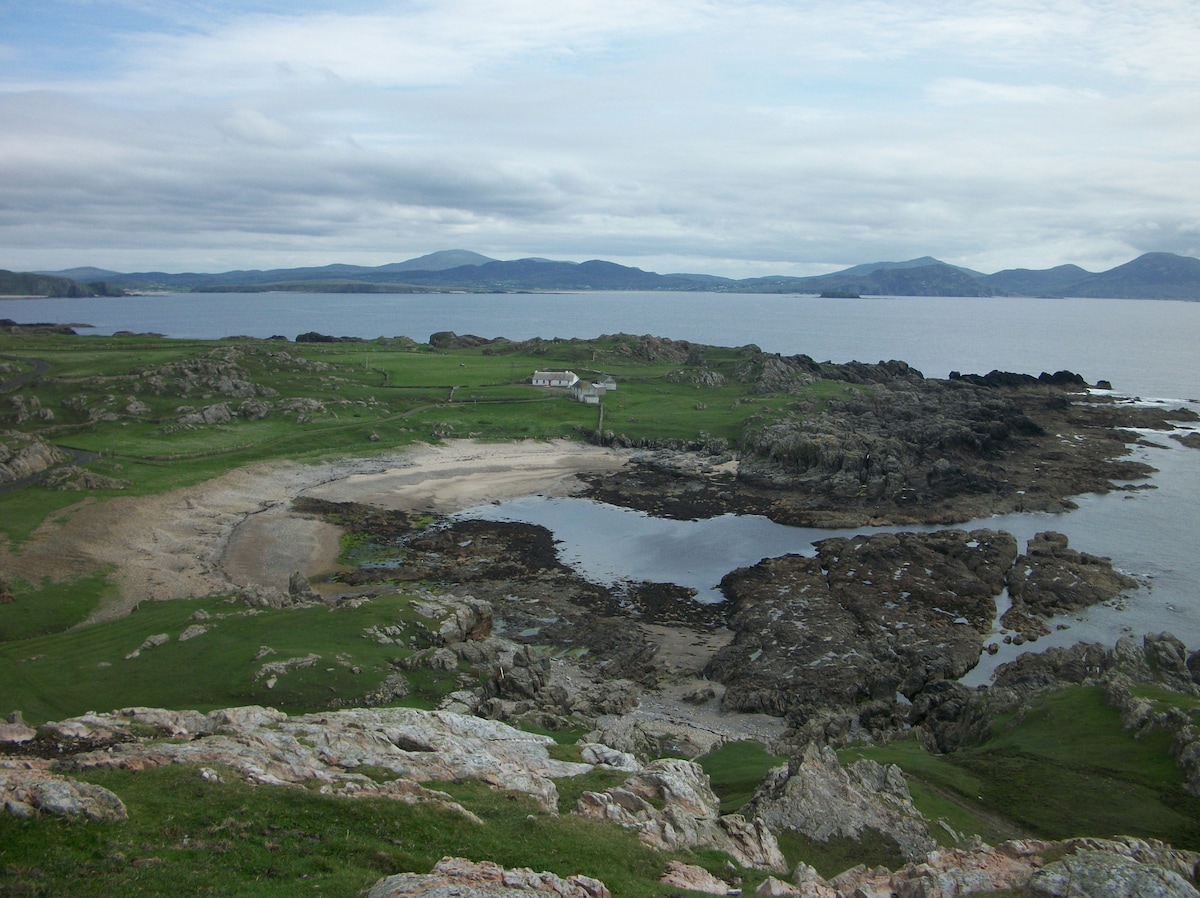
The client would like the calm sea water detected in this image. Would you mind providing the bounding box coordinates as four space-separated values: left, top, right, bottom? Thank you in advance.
4 291 1199 398
6 290 1200 676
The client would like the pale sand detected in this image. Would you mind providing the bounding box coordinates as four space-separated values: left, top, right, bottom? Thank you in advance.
0 440 630 620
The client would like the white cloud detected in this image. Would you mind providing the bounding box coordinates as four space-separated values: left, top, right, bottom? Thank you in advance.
3 1 1200 275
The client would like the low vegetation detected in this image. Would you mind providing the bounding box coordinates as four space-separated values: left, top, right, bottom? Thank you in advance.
0 763 735 897
841 686 1200 851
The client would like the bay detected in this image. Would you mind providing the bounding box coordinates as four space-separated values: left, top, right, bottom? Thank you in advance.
5 290 1200 677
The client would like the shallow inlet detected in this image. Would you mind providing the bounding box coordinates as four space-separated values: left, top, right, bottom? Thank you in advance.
454 453 1200 684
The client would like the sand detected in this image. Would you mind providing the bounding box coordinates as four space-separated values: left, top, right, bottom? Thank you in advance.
0 439 630 620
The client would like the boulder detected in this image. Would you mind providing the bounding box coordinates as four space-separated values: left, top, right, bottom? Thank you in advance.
367 856 610 898
745 744 935 863
1028 850 1200 898
0 769 127 821
660 861 738 895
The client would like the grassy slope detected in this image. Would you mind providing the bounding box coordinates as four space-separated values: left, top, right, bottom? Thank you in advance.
842 687 1200 851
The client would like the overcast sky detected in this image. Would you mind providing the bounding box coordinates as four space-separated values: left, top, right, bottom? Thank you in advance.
2 1 1198 277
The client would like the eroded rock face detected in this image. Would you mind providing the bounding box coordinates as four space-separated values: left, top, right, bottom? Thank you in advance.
367 857 611 898
745 743 936 863
24 705 593 814
573 758 788 873
0 432 70 483
706 530 1017 720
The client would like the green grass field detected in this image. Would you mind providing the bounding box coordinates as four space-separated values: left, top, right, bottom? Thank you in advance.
841 686 1200 851
0 762 757 897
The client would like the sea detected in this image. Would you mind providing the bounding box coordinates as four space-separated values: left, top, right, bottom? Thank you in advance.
4 290 1200 681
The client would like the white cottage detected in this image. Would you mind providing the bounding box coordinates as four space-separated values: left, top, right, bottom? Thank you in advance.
531 370 580 388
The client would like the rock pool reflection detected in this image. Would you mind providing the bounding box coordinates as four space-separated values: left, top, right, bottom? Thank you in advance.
455 495 909 603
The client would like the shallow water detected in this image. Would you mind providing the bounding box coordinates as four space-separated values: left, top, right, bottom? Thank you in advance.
457 409 1200 683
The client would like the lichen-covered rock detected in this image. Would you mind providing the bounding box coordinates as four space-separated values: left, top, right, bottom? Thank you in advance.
1027 849 1200 898
574 758 787 872
745 743 935 863
367 857 610 898
0 768 127 821
52 705 593 813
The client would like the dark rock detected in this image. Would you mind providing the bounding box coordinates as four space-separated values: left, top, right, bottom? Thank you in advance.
704 529 1017 721
1002 532 1138 635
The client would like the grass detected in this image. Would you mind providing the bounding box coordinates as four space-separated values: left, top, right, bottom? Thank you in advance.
776 829 907 880
0 571 113 642
0 592 464 724
697 740 788 814
0 762 761 897
842 686 1200 851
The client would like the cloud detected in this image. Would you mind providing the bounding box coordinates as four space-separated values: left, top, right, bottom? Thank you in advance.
3 1 1200 275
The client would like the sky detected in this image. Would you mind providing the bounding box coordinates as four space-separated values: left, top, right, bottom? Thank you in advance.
2 1 1199 278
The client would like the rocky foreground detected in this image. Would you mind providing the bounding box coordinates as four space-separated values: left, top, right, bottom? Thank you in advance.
4 695 1199 898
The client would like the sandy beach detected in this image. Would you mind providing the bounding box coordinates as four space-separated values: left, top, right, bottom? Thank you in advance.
0 439 631 620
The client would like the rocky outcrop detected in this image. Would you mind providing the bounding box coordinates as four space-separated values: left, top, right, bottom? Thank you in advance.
0 432 70 483
574 758 788 872
367 857 611 898
706 530 1017 721
23 705 594 814
752 837 1199 898
1001 531 1138 635
0 767 127 821
745 743 936 863
586 715 730 762
582 366 1193 528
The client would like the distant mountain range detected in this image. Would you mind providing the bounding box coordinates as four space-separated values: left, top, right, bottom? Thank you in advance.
11 250 1200 300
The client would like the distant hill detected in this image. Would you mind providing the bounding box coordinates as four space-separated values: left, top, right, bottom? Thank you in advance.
1056 252 1200 299
375 250 496 272
0 270 97 297
734 259 1002 297
981 264 1093 296
837 256 985 278
977 253 1200 298
22 250 1200 298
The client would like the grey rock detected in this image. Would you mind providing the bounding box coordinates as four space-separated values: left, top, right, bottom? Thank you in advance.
1028 850 1200 898
367 857 611 897
745 743 935 863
